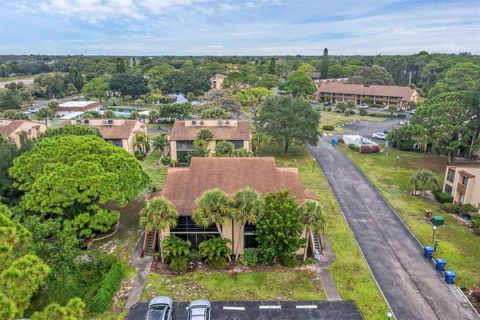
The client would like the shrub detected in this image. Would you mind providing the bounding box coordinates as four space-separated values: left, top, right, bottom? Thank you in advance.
90 262 124 313
322 125 334 131
459 204 479 215
326 107 332 112
208 257 228 270
199 237 231 265
239 248 259 267
256 191 303 265
160 155 171 166
188 249 202 262
371 103 383 108
398 140 416 151
440 203 460 214
134 150 146 160
344 110 355 115
433 190 453 204
471 216 480 229
169 256 188 272
359 108 368 116
162 235 191 263
348 143 359 151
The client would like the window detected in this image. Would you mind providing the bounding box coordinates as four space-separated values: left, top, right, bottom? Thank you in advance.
461 176 468 187
244 223 258 248
176 151 189 164
106 139 123 147
227 140 245 149
170 216 219 249
176 140 193 150
446 169 455 182
444 184 453 195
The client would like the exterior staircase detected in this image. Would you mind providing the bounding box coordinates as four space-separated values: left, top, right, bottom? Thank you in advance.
311 232 321 260
142 230 157 257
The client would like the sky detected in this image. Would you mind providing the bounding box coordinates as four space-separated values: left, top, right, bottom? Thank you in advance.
0 0 479 55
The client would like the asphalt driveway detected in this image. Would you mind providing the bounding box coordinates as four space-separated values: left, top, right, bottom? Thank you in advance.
334 118 402 139
309 137 479 320
128 300 363 320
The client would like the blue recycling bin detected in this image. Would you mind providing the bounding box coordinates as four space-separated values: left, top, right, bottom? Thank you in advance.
331 137 338 145
444 270 456 284
435 258 447 271
423 246 434 258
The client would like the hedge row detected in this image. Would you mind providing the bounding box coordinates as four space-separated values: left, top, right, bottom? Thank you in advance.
90 262 124 313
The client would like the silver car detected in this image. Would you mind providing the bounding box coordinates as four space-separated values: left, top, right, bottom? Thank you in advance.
186 300 211 320
145 296 173 320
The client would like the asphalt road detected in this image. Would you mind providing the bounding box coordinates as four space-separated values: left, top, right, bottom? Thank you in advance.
309 137 479 320
128 300 363 320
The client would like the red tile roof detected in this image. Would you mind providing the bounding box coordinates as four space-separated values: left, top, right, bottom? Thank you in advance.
169 120 251 141
161 157 307 214
0 120 26 136
317 83 416 101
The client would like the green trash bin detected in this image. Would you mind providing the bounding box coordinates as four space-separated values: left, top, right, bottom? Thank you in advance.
431 216 444 226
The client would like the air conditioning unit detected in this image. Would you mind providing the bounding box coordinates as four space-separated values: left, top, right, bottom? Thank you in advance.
199 121 204 125
192 120 197 126
83 119 90 124
107 119 114 125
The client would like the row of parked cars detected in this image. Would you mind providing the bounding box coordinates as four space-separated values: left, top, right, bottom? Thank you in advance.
146 297 211 320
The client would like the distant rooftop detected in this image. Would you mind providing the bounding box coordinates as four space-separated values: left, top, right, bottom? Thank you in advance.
59 101 100 108
169 119 251 141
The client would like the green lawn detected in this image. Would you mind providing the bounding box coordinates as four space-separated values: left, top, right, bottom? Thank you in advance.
142 269 325 301
142 150 167 191
319 110 382 133
341 145 480 289
263 144 390 320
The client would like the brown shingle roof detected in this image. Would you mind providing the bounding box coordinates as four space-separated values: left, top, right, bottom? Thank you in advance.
0 120 26 136
89 120 142 139
169 120 251 141
317 83 416 101
161 157 307 214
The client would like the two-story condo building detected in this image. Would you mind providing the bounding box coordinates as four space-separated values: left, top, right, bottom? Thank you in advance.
169 119 252 163
443 165 480 208
0 119 46 147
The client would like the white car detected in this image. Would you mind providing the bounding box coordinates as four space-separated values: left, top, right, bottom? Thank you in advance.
145 296 173 320
186 300 211 320
371 132 387 140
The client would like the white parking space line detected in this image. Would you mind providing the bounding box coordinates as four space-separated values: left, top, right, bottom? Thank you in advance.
296 305 318 309
259 305 281 309
222 306 245 311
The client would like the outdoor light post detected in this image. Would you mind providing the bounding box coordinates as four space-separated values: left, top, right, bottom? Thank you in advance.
432 226 437 243
394 156 400 170
312 158 315 172
387 311 393 319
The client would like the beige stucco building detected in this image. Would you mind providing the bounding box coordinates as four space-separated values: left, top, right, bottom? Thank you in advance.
443 165 480 208
158 157 314 256
0 119 46 147
317 83 418 109
210 74 226 89
169 119 252 163
69 119 147 153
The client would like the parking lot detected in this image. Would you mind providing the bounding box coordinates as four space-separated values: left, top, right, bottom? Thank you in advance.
128 300 363 320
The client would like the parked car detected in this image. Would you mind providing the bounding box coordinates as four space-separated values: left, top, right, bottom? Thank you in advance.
28 106 40 113
371 132 387 140
186 300 211 320
359 103 369 109
145 296 173 320
408 109 416 115
323 100 331 106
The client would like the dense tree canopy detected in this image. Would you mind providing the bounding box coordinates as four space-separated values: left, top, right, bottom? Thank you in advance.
282 70 316 97
9 135 149 238
258 96 319 154
350 65 395 86
109 73 148 98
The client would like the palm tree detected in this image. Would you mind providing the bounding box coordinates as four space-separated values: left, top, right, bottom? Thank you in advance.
297 200 326 260
139 197 179 262
409 169 438 196
193 189 234 261
152 133 168 156
37 107 55 127
232 188 264 261
134 134 150 153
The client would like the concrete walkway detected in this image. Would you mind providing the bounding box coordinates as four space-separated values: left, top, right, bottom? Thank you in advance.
309 138 479 320
315 236 341 301
124 231 153 310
